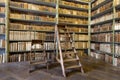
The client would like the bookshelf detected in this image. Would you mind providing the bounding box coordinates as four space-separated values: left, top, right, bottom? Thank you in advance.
58 0 89 55
0 0 89 63
91 0 120 66
8 0 56 62
0 0 6 63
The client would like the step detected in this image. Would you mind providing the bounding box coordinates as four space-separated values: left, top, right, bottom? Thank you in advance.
65 65 81 69
30 60 47 65
64 58 79 62
64 52 76 55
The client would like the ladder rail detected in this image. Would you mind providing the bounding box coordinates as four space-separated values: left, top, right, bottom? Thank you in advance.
55 25 66 77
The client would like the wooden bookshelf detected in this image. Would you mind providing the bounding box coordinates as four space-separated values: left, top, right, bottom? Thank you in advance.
0 0 89 63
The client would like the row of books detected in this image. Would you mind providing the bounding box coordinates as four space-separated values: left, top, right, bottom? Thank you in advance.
100 43 113 53
115 32 120 42
34 0 56 3
92 0 105 8
91 13 113 24
91 43 112 53
75 42 88 49
9 42 55 52
92 2 112 16
59 8 88 16
60 42 88 49
10 23 88 33
113 0 120 6
8 50 87 62
67 27 88 33
10 12 55 22
59 27 88 33
73 34 88 41
0 0 5 3
0 7 5 13
9 52 55 62
90 52 113 64
9 42 88 52
10 1 56 13
59 17 88 24
59 0 88 9
91 23 112 32
115 21 120 30
9 53 30 62
10 23 54 31
0 39 5 48
91 33 113 42
9 31 54 41
59 34 88 41
91 51 120 66
0 25 5 34
0 18 5 23
0 54 6 63
115 45 120 56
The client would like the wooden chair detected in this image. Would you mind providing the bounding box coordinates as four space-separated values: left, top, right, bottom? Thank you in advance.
29 40 49 72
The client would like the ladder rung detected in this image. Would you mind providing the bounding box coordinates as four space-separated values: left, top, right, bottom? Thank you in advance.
65 65 81 69
64 58 79 62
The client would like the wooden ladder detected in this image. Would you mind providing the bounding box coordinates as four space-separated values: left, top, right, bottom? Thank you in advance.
55 26 84 77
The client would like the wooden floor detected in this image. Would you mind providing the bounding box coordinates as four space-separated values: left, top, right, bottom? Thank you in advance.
0 56 120 80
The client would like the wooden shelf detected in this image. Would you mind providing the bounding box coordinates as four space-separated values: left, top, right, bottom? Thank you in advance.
13 0 56 7
10 18 56 25
59 4 88 12
10 6 56 16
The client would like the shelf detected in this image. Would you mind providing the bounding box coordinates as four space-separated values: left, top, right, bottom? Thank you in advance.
9 49 55 53
10 6 56 16
9 48 88 53
91 41 113 44
92 7 113 19
59 4 88 12
71 32 88 34
74 40 88 42
65 0 88 4
9 29 54 33
0 3 5 7
0 33 5 35
91 19 113 26
114 54 120 58
0 13 5 17
59 22 88 27
59 13 88 19
91 30 113 34
0 23 5 25
116 4 120 10
14 0 56 7
60 40 88 42
91 49 113 56
91 0 112 11
114 42 120 44
114 30 120 32
0 47 5 50
9 40 54 42
76 48 88 50
10 18 56 25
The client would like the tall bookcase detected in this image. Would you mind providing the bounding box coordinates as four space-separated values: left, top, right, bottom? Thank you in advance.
58 0 89 56
91 0 120 66
0 0 7 63
0 0 90 63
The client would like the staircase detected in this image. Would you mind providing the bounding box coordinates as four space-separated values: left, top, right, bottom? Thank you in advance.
55 26 84 77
